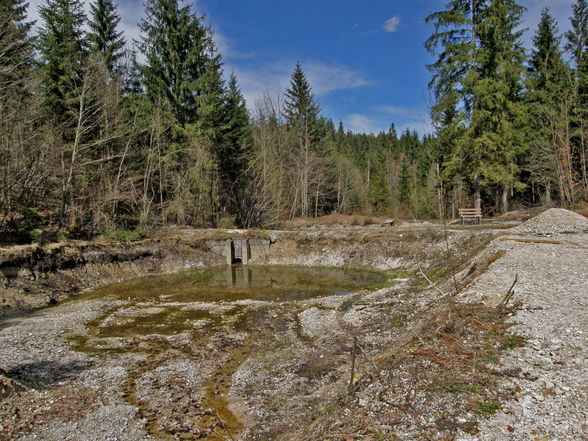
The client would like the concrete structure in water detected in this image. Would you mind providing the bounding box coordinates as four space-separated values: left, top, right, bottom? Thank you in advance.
225 240 235 265
224 238 267 265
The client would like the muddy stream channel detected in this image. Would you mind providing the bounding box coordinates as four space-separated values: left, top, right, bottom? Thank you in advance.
62 265 391 440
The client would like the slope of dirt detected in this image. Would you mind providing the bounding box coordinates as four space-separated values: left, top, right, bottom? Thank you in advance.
1 226 490 317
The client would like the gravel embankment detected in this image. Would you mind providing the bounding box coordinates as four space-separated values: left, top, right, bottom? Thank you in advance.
457 209 588 440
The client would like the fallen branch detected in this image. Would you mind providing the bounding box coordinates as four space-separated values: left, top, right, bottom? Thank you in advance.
410 327 425 346
417 264 447 297
348 336 357 395
496 274 518 312
499 238 564 245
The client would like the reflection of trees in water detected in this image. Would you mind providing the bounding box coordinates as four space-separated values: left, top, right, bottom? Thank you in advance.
89 265 386 303
223 266 385 295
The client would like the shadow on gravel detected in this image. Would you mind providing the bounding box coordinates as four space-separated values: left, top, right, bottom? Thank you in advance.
6 359 93 388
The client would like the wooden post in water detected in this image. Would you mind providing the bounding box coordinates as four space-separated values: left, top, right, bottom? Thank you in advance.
225 239 235 265
242 239 250 265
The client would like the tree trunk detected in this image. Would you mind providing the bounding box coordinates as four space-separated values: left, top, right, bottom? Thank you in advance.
474 173 481 210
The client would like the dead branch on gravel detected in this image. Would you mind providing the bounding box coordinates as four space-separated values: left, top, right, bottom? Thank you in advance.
496 274 518 312
416 261 447 297
348 336 357 395
499 238 565 244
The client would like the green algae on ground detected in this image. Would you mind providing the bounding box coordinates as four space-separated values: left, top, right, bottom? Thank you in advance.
63 265 392 440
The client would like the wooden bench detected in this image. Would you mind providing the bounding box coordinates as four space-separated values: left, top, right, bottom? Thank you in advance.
459 208 482 224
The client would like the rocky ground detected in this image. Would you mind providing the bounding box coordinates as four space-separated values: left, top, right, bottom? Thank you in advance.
0 209 586 441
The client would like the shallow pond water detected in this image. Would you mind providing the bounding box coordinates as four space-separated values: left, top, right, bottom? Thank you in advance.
84 265 389 303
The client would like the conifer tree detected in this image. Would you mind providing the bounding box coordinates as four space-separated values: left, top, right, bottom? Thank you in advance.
0 0 35 92
426 0 526 212
425 0 486 125
283 62 320 130
37 0 88 123
216 73 253 226
566 0 588 78
425 0 485 208
88 0 126 73
530 9 567 92
138 0 222 129
526 9 570 204
467 0 526 212
566 0 588 197
282 63 323 218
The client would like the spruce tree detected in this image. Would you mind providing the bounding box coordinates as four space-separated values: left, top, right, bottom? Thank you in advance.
0 0 35 92
138 0 222 129
282 63 323 218
530 9 567 92
283 62 320 130
467 0 526 212
425 0 485 208
88 0 126 73
526 9 573 204
426 0 526 212
566 0 588 77
37 0 88 123
216 73 253 226
566 0 588 196
425 0 486 126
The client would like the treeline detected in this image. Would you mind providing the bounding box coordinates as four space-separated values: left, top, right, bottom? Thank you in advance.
426 0 588 215
1 0 256 238
1 0 587 240
0 0 439 239
250 67 439 224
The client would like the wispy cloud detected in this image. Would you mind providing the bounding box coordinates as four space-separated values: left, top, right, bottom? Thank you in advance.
342 105 434 135
379 105 425 120
304 62 369 95
383 16 400 33
345 114 379 134
229 60 369 110
381 105 433 134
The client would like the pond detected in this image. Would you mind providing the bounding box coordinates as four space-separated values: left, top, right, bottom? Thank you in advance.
83 264 389 303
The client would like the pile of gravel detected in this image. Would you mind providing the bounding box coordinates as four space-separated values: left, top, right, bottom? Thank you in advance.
511 208 588 234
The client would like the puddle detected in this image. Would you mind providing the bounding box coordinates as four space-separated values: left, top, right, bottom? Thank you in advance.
82 265 388 303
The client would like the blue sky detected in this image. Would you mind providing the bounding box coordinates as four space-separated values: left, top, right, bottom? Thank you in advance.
28 0 576 134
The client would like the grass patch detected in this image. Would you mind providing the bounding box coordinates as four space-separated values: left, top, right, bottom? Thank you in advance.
475 396 501 414
499 335 527 351
443 380 480 394
390 313 407 328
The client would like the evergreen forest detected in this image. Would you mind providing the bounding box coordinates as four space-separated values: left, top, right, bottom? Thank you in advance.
1 0 587 241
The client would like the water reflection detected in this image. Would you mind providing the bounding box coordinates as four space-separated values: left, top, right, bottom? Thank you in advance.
83 265 388 303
